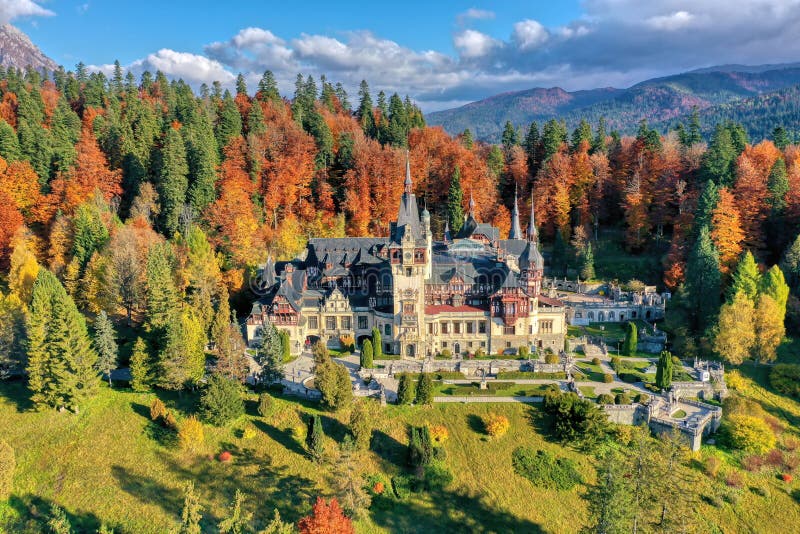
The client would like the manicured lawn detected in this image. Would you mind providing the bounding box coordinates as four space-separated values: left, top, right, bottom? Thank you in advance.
574 361 606 382
434 382 553 397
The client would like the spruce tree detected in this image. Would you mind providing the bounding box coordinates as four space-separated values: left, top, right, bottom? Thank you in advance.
591 116 608 154
356 80 375 139
780 234 800 295
584 449 633 533
461 128 474 149
694 181 720 237
684 226 721 335
541 119 567 161
27 269 99 411
215 91 242 151
0 119 21 161
129 337 150 392
524 121 539 169
185 112 218 212
177 482 203 534
501 121 519 151
155 126 189 236
571 119 592 151
728 251 760 303
772 126 790 149
93 311 118 386
396 373 415 405
580 243 595 280
687 106 702 145
199 373 245 426
767 158 789 213
447 166 465 234
360 339 373 369
257 70 281 103
701 124 736 186
255 321 284 383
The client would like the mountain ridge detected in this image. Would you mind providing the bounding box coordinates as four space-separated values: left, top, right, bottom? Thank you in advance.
0 24 57 72
426 63 800 141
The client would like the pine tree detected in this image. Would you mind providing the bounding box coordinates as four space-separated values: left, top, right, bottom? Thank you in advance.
694 181 720 237
199 373 245 426
583 449 632 534
684 226 722 335
461 128 474 149
501 121 519 151
371 327 382 359
772 126 790 150
155 126 189 236
760 264 790 314
360 339 373 369
356 80 375 139
701 123 737 186
447 166 464 234
177 481 203 534
729 251 761 303
349 400 372 450
215 91 242 152
580 242 595 280
781 234 800 295
622 322 638 356
415 372 433 405
655 350 673 390
93 310 118 386
129 337 150 392
26 269 99 411
306 414 324 461
0 119 21 161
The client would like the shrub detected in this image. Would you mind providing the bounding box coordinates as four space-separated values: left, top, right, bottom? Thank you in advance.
511 447 583 490
372 481 385 495
741 455 765 472
432 446 447 461
408 426 433 467
349 401 372 450
785 436 800 452
360 339 374 369
723 415 776 454
613 424 633 445
618 372 639 383
766 449 785 467
704 456 722 478
199 374 245 426
306 414 324 461
163 412 178 430
316 361 353 411
597 393 615 404
783 473 794 483
396 373 416 405
610 356 621 371
242 424 257 440
591 357 601 366
424 464 454 491
391 475 412 500
614 392 632 405
339 334 355 353
725 470 745 488
218 451 233 462
179 416 205 453
484 413 510 437
0 439 14 501
428 424 449 446
785 454 800 472
312 341 329 364
518 346 530 358
545 352 560 364
603 373 614 383
150 398 167 422
439 348 452 358
764 415 784 434
257 392 274 418
726 370 748 392
634 393 649 404
770 364 800 397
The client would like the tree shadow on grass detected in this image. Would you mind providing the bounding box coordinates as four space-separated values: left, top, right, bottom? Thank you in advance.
251 419 306 456
3 493 107 533
371 429 407 470
0 378 34 412
319 414 348 442
369 486 545 534
467 414 485 435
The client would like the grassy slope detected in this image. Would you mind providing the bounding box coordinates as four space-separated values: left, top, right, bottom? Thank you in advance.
1 368 800 533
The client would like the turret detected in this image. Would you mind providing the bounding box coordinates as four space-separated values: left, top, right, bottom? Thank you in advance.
527 193 538 243
509 186 522 239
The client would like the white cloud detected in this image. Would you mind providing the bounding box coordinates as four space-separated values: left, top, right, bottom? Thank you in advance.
511 19 549 50
646 10 695 31
456 8 495 25
0 0 54 25
132 49 235 85
454 29 500 58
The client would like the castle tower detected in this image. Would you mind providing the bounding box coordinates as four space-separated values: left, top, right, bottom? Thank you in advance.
509 186 522 239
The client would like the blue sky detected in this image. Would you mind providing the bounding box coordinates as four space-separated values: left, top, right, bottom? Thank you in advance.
5 1 800 111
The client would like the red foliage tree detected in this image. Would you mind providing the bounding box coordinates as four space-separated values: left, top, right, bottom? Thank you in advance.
297 497 354 534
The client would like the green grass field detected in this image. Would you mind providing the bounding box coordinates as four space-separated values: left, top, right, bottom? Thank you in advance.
1 367 800 533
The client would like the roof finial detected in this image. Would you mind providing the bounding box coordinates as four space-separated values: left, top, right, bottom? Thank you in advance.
468 192 476 216
509 185 522 239
444 220 451 242
528 192 538 242
404 149 413 194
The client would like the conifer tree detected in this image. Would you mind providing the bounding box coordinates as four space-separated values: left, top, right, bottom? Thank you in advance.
571 119 592 151
177 481 203 534
129 337 150 392
0 291 26 379
580 243 595 280
729 251 760 303
591 116 608 154
622 322 638 356
257 70 281 103
772 126 790 149
754 294 784 363
349 400 372 450
360 339 373 369
760 264 790 314
356 80 375 139
199 373 245 426
155 126 189 236
371 327 382 359
447 166 464 234
256 321 284 384
583 449 632 534
541 119 567 161
524 121 539 169
218 489 252 534
780 234 800 295
767 158 789 214
396 373 415 405
185 112 218 212
415 372 433 405
0 120 20 161
655 350 673 390
694 181 719 237
461 128 474 149
683 226 722 336
215 91 242 152
307 414 324 461
27 269 99 411
686 106 702 145
501 121 519 151
93 310 118 386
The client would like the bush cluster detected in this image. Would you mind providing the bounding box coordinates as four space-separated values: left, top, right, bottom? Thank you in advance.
483 413 510 437
511 447 582 490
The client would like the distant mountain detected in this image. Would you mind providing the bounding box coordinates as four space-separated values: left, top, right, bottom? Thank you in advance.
0 24 57 72
426 64 800 141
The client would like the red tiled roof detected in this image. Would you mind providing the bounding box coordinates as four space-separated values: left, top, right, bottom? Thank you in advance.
537 295 564 307
425 305 488 315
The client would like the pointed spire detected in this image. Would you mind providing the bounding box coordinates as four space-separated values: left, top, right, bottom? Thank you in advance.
527 193 538 242
444 220 451 243
404 149 413 194
509 185 522 239
468 192 476 217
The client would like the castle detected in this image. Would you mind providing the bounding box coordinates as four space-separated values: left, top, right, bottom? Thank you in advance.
246 159 566 358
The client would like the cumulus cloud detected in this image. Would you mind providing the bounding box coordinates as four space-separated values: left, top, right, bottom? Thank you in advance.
91 1 800 111
0 0 54 25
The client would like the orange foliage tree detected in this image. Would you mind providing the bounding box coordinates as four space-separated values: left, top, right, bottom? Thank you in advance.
710 188 745 275
0 189 24 269
0 157 41 223
297 497 354 534
733 141 781 253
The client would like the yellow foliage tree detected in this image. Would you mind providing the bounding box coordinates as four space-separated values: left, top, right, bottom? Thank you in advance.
724 415 775 454
713 291 755 364
8 229 40 307
754 294 785 363
179 416 205 453
484 413 510 437
427 424 449 446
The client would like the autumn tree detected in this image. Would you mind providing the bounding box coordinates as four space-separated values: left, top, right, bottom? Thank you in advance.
754 294 784 362
710 188 745 275
297 497 354 534
729 251 760 303
713 291 756 364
